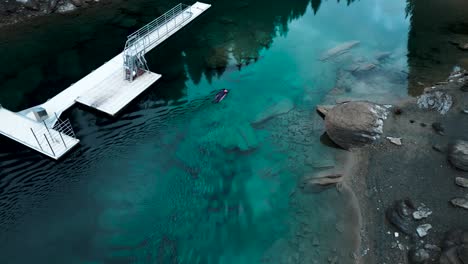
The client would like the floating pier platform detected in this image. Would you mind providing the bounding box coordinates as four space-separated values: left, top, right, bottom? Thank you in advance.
0 2 211 159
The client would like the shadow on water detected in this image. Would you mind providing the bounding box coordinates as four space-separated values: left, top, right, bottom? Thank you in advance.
0 0 360 111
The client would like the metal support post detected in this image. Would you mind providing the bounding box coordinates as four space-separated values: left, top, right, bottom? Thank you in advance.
44 134 55 157
30 128 43 151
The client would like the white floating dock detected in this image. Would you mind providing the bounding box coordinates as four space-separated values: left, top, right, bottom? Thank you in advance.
0 2 211 159
0 107 79 160
46 1 210 117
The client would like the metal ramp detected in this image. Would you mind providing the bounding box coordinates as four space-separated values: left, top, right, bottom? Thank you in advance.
123 3 194 82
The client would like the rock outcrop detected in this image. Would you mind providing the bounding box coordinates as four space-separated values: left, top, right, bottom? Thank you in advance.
317 101 388 150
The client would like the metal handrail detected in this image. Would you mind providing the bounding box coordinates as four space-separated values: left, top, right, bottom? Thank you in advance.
125 3 191 48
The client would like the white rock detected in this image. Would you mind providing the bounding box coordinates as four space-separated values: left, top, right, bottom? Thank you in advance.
394 232 399 238
386 137 402 146
417 224 432 238
412 205 432 220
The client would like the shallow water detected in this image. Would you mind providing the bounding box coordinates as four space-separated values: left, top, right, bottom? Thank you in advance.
0 0 464 263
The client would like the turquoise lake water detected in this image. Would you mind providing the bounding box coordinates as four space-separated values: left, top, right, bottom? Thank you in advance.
1 0 462 263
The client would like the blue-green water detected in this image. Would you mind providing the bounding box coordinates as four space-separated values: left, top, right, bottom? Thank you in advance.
0 0 452 263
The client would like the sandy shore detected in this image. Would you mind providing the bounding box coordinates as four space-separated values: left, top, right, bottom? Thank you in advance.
337 70 468 264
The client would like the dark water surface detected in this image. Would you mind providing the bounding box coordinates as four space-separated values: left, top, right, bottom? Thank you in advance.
0 0 467 263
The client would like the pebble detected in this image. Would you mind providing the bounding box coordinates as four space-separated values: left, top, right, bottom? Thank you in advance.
387 137 402 146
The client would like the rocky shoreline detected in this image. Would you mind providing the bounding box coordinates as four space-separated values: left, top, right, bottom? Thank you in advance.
314 67 468 263
0 0 104 27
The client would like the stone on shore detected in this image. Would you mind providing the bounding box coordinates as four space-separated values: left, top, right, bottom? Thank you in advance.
417 90 453 114
386 199 417 236
412 204 432 220
386 137 402 146
417 224 432 238
448 140 468 171
455 177 468 188
319 101 388 150
451 196 468 210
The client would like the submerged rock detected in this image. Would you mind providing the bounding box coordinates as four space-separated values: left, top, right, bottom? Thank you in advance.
251 98 294 126
300 173 343 193
417 90 453 114
319 40 360 61
321 101 388 150
448 140 468 171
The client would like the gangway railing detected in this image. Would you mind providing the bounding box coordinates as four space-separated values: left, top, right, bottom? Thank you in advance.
123 3 193 82
30 116 77 158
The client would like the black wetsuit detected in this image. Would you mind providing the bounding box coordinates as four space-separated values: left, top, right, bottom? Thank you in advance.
213 90 228 103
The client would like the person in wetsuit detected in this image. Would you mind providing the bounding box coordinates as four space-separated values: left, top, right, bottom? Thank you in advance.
213 89 229 103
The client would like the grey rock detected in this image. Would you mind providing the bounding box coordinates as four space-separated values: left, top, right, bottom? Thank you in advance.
386 199 417 237
316 105 333 119
386 136 402 146
413 205 432 220
323 101 388 149
459 43 468 51
448 140 468 171
417 224 432 238
417 90 453 114
409 248 430 264
455 177 468 188
451 197 468 210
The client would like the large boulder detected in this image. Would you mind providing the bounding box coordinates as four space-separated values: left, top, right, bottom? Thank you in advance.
448 140 468 171
318 101 388 150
